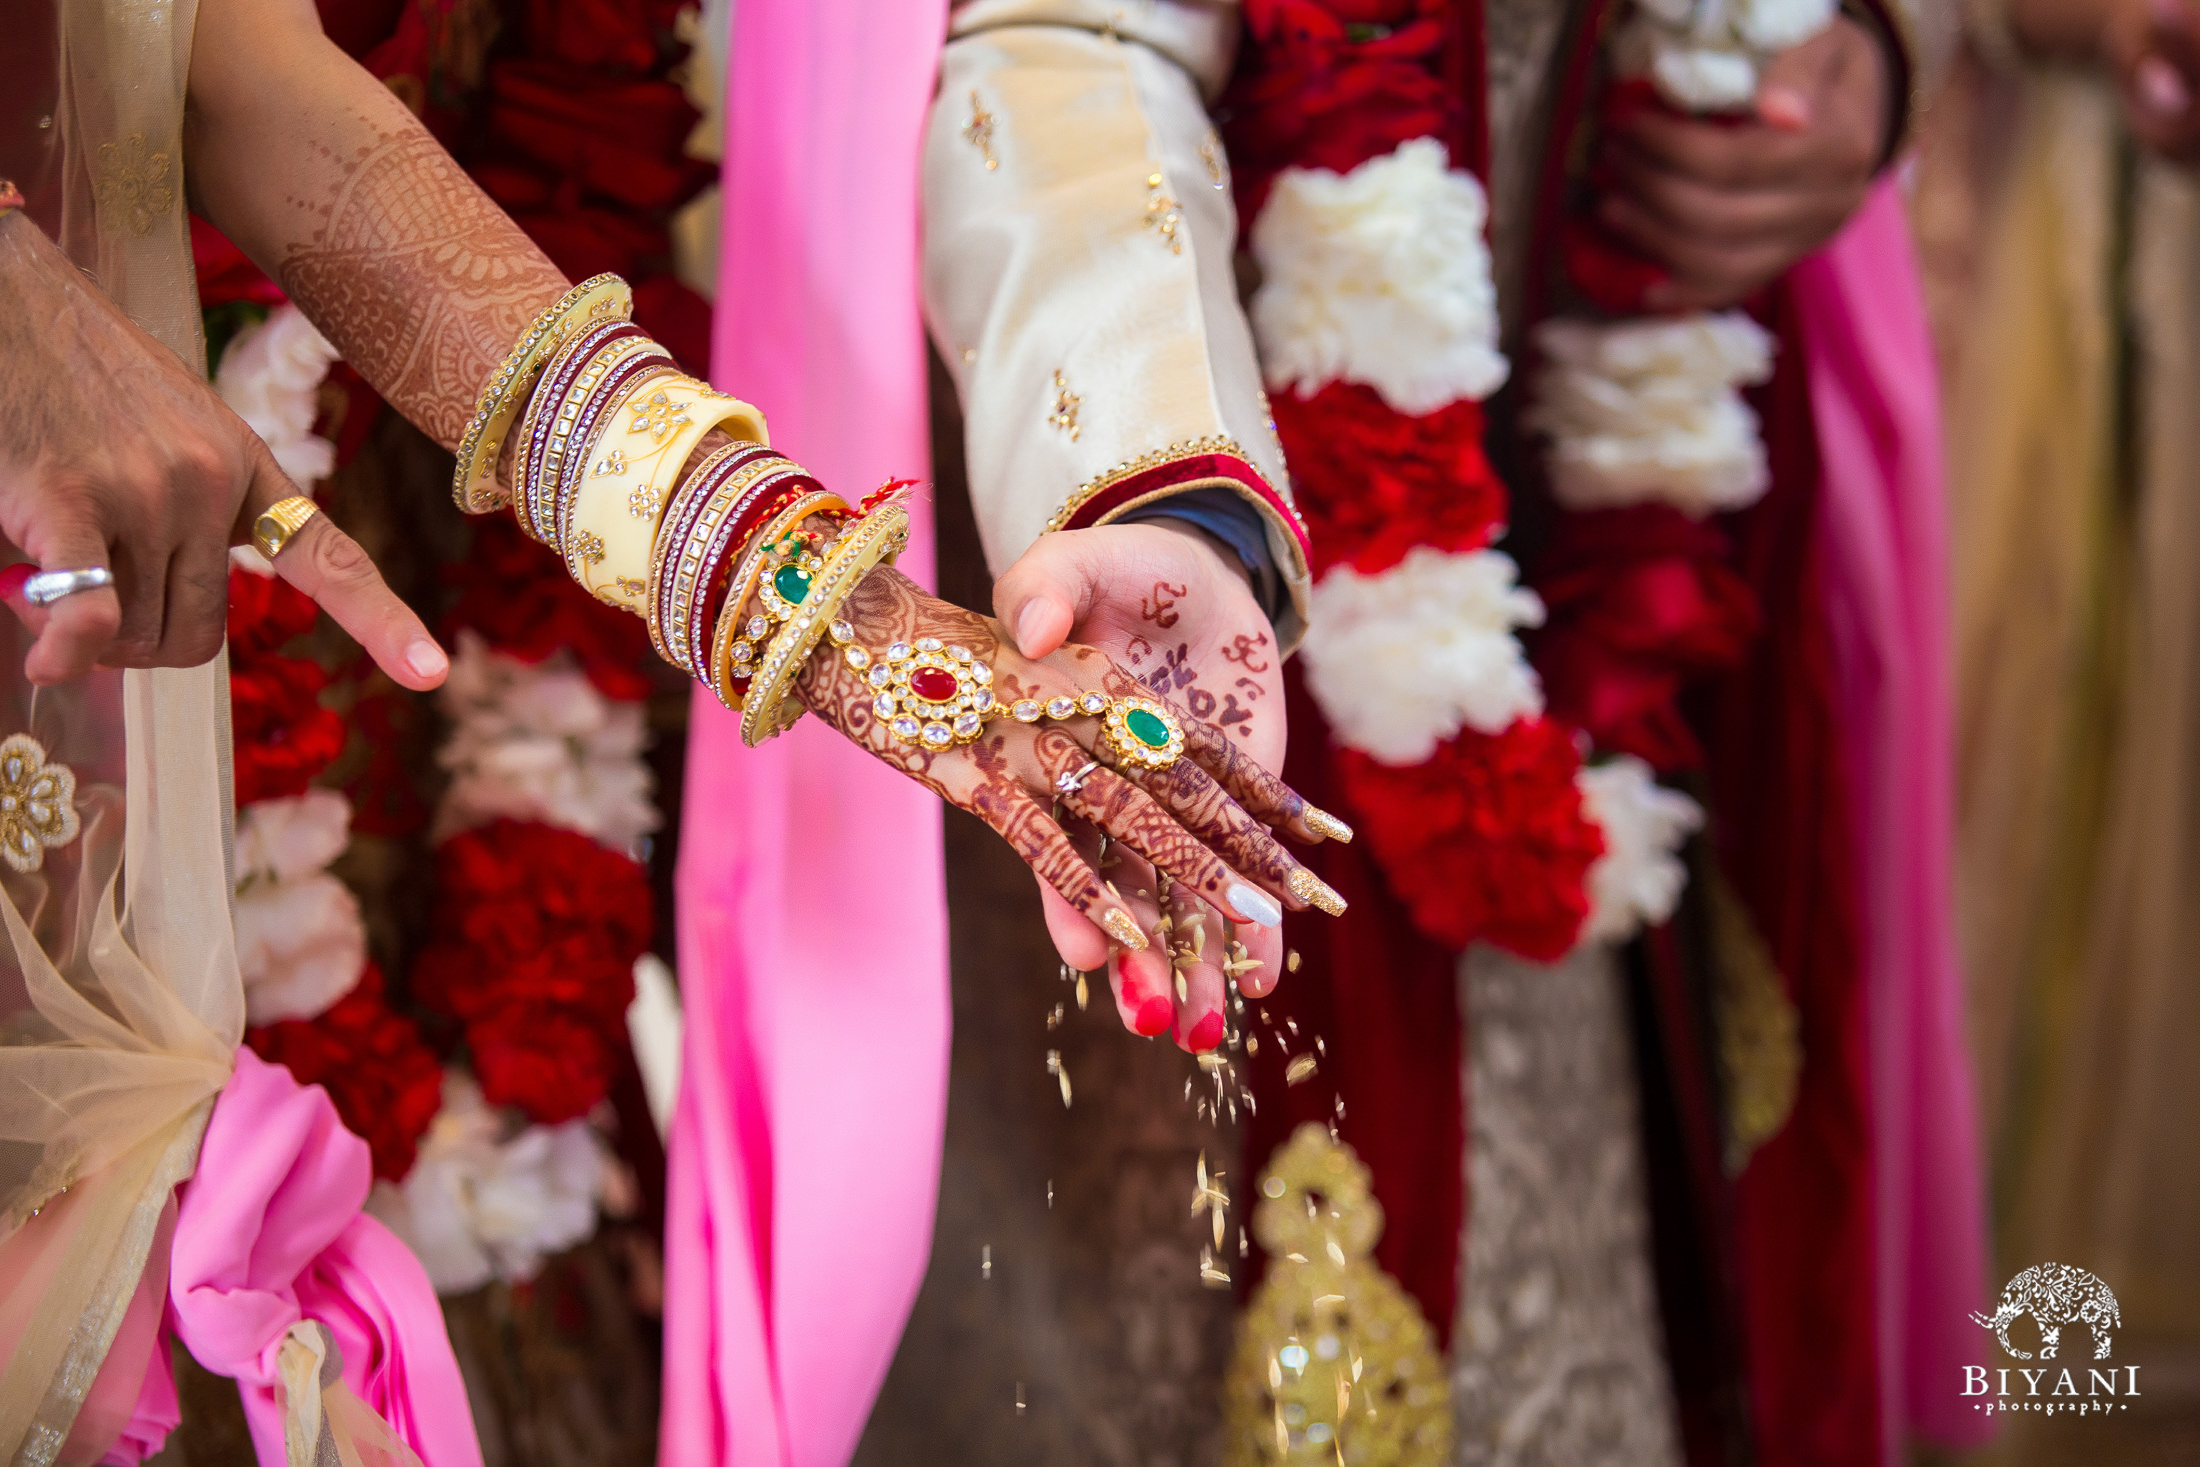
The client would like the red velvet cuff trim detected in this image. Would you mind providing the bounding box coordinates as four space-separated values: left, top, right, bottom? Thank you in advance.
1053 451 1313 572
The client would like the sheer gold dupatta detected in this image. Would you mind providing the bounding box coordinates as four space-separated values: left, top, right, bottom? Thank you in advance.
0 0 242 1459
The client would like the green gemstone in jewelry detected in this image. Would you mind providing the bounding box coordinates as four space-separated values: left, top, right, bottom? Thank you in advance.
774 564 812 605
1125 707 1172 749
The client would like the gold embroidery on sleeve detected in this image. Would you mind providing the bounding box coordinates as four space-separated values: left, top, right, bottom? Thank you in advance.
1048 371 1082 441
963 91 999 171
1200 133 1227 188
1143 173 1185 254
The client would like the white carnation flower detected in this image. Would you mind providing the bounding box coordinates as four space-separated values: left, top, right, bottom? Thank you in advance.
1734 0 1839 53
217 303 342 487
1529 311 1777 517
235 791 366 1025
1613 0 1838 113
366 1071 606 1295
1576 756 1704 946
1646 36 1761 112
436 632 658 853
1251 137 1509 416
237 788 353 884
1301 547 1546 766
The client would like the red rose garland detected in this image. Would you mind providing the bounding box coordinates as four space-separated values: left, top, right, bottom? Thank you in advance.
246 964 445 1179
411 819 651 1124
228 569 445 1177
227 566 349 806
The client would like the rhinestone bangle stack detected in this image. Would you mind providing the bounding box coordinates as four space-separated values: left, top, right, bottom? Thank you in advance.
465 272 927 742
451 273 632 514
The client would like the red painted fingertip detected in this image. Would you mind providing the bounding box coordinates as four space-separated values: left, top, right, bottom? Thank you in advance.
1133 995 1174 1037
1184 1010 1226 1053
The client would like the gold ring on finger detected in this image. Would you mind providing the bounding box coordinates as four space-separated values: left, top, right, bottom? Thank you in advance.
1098 695 1185 770
252 496 320 561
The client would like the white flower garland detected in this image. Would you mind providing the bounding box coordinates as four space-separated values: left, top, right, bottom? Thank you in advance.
1299 547 1547 766
1613 0 1839 112
366 1072 608 1294
217 303 342 488
1250 138 1509 416
1243 127 1724 955
1576 756 1705 945
434 632 659 855
1528 312 1777 517
236 789 370 1026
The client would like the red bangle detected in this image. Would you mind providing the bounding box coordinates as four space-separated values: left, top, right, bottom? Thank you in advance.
682 473 822 678
647 443 786 669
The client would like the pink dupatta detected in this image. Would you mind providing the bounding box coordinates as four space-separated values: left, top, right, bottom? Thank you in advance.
662 2 951 1462
1792 179 1992 1458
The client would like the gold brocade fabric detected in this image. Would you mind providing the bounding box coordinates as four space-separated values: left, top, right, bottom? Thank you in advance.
0 0 243 1461
1222 1124 1450 1466
1706 869 1801 1174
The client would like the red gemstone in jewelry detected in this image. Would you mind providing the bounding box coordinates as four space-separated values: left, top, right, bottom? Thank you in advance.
909 666 959 703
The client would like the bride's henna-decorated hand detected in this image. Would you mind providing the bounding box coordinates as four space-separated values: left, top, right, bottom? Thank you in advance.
793 565 1339 1023
988 522 1330 1051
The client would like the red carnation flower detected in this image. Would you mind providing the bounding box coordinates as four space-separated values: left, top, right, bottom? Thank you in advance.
1272 381 1510 578
246 965 444 1181
1338 717 1603 960
1528 506 1761 773
469 1007 619 1125
227 566 346 802
1226 0 1464 218
227 565 320 656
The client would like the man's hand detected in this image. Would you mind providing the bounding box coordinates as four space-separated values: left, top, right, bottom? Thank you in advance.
995 521 1304 1052
0 210 446 689
2107 0 2200 161
1597 18 1892 311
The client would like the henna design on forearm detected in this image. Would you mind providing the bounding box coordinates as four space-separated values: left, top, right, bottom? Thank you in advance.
278 123 570 449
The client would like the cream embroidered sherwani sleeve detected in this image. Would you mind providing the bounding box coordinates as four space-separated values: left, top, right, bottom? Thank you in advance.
922 0 1312 647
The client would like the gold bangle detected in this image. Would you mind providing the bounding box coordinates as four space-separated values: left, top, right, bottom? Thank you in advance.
450 273 632 515
564 371 769 612
251 496 320 560
709 490 848 706
739 504 911 747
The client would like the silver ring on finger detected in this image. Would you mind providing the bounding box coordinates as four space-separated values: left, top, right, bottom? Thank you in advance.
1056 759 1101 797
22 566 115 606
